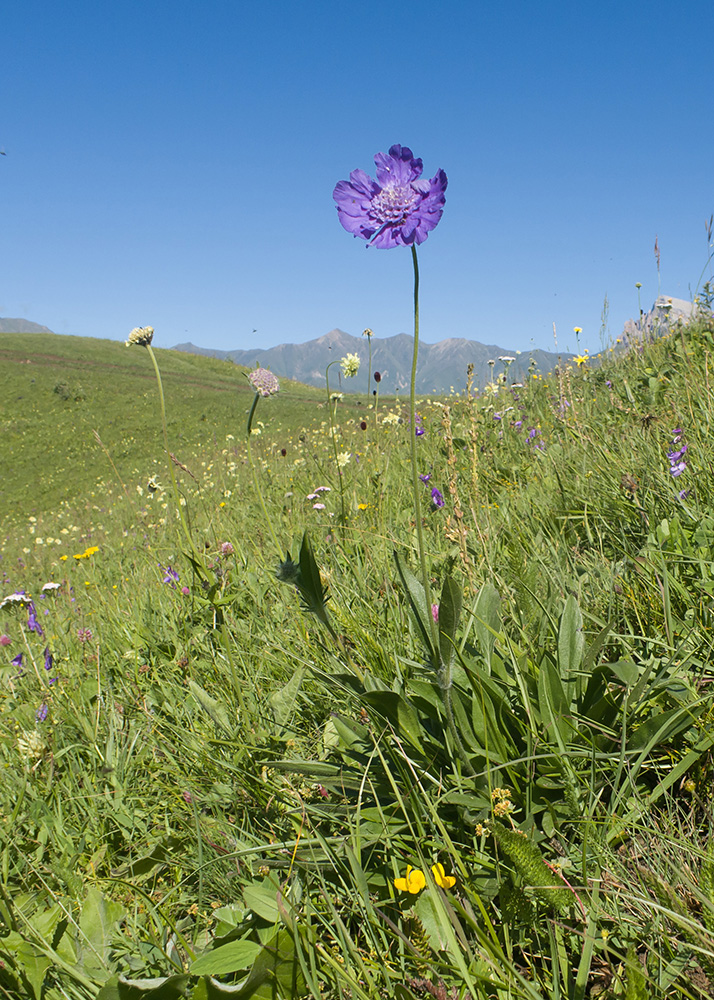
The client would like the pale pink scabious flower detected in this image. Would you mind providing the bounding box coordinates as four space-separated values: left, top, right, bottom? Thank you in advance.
247 368 280 397
0 634 11 646
221 542 234 555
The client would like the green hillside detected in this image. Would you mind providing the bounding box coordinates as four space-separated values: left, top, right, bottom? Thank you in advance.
0 332 353 524
3 317 714 999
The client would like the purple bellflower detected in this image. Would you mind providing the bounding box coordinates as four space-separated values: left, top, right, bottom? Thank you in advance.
333 144 447 249
431 487 445 509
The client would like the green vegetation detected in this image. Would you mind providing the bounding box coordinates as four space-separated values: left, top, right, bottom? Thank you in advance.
2 315 714 999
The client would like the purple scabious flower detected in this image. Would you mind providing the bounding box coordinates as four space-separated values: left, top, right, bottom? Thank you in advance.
333 144 447 249
247 367 280 397
431 487 445 509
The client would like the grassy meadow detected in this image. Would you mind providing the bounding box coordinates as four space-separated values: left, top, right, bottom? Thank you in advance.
2 316 714 1000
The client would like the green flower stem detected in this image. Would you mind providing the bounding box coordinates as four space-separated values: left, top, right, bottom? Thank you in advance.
408 246 437 650
146 345 207 578
325 360 347 525
246 392 282 554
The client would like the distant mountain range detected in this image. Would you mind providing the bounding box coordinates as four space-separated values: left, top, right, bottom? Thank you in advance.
0 317 54 333
172 328 572 394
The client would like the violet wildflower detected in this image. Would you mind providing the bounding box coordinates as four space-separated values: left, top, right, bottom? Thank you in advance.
668 428 688 479
11 652 23 669
221 542 234 555
431 487 445 508
36 703 48 723
161 564 180 588
414 413 425 437
333 144 447 249
77 627 93 643
247 367 280 397
27 603 44 636
419 473 431 484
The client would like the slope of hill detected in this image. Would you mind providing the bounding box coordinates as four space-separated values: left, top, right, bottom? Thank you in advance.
173 328 571 394
0 332 331 524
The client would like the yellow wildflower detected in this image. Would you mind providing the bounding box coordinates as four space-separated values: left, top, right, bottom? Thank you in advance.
431 863 456 889
394 865 426 894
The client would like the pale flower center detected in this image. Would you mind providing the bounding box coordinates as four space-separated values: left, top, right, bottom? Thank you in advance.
371 183 417 225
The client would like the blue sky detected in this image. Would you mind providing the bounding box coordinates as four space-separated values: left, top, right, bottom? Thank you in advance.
2 1 712 356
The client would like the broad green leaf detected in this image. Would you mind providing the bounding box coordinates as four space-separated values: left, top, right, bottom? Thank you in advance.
191 939 262 976
188 680 233 735
361 690 424 751
558 595 584 683
438 575 462 674
95 974 190 999
473 582 501 669
243 882 280 923
268 667 304 728
78 887 126 979
394 551 435 663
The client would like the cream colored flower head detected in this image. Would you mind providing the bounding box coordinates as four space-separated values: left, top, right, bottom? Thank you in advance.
340 353 360 378
126 326 154 347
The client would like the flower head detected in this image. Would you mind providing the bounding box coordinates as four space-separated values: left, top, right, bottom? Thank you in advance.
394 865 426 894
334 144 447 249
126 326 154 347
431 863 456 889
340 353 361 378
247 367 280 397
431 487 445 509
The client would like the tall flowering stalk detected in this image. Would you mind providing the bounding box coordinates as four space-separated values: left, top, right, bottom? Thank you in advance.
325 355 361 524
126 327 207 579
334 145 461 715
246 367 282 553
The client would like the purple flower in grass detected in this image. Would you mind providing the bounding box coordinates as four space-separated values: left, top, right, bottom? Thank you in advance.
419 473 431 484
11 652 23 670
431 487 445 509
27 603 43 636
160 564 180 588
333 144 447 249
36 703 48 723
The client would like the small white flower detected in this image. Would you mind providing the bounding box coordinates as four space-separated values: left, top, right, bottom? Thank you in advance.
41 582 61 593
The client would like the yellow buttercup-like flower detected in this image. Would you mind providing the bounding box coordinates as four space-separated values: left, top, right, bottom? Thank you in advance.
431 863 456 889
394 865 426 894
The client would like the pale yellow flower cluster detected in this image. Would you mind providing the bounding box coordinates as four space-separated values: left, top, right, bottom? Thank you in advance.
125 326 155 347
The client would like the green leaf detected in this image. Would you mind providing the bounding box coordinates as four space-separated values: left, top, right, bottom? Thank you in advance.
96 974 191 999
78 887 126 979
438 575 462 674
192 939 263 976
473 582 501 669
226 929 304 1000
243 881 280 923
268 668 304 728
394 551 435 664
558 595 584 682
361 690 424 751
188 680 233 735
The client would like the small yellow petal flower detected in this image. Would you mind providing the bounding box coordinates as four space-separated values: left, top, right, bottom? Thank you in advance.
431 863 456 889
394 865 426 894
